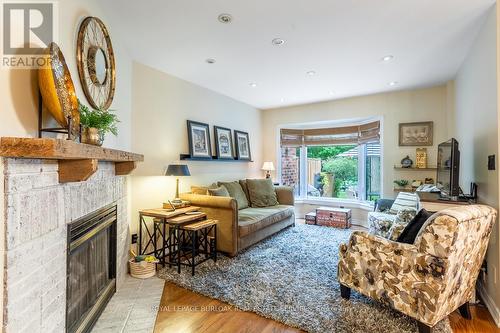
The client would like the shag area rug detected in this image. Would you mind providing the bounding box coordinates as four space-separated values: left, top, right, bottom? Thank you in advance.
158 224 452 333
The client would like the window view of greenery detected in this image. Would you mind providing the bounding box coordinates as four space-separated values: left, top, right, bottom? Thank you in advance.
280 144 380 201
307 145 358 199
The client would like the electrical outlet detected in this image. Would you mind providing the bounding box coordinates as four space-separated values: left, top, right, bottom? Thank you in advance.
131 234 138 244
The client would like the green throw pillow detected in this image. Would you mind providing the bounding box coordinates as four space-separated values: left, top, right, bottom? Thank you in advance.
245 178 278 207
208 186 230 197
239 180 251 201
218 181 249 209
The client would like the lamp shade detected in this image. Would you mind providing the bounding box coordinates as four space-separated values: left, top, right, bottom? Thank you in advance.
165 164 191 176
261 162 275 171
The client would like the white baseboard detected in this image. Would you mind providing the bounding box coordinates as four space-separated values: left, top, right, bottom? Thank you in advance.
477 281 500 327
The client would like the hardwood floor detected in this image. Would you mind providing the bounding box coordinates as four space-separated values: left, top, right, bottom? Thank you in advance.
154 282 499 333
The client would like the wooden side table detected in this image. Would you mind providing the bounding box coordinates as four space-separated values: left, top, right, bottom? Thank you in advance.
177 219 218 276
138 206 206 266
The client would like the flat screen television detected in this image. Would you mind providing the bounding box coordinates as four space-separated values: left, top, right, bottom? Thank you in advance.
436 138 460 197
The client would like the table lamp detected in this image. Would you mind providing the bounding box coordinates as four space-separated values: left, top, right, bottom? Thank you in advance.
165 164 191 203
262 162 275 179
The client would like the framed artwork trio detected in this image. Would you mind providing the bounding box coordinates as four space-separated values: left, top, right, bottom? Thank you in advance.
187 120 251 161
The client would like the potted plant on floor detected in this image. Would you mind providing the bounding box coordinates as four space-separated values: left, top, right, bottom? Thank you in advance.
79 101 119 146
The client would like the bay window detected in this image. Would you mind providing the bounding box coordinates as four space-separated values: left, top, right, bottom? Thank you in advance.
279 121 381 202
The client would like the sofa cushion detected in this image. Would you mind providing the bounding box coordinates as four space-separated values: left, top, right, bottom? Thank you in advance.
238 205 294 237
218 181 249 210
246 178 279 207
191 186 209 195
208 186 230 197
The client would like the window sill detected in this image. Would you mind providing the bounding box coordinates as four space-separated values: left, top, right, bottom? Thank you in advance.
294 197 374 211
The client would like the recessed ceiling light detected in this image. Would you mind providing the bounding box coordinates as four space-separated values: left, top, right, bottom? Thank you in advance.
389 81 398 86
206 58 216 64
218 13 232 24
272 38 285 46
382 55 394 62
280 98 285 102
307 71 316 76
329 91 335 95
249 82 257 87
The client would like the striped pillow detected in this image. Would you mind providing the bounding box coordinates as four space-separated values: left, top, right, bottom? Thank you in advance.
389 192 418 214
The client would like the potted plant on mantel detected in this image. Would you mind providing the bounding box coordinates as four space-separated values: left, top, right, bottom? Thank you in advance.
79 101 119 146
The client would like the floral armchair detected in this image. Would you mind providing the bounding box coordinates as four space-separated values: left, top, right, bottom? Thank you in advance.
338 205 497 333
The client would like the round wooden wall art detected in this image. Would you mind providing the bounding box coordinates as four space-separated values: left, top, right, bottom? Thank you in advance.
76 16 116 110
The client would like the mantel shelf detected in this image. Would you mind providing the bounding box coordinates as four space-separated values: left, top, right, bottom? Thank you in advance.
0 137 144 182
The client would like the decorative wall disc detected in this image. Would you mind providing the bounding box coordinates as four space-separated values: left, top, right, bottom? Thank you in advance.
76 16 116 110
38 42 80 139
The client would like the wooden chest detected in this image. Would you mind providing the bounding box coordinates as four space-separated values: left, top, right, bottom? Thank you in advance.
305 212 317 225
316 207 352 228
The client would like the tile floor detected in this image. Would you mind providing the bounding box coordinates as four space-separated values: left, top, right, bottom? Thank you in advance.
92 276 164 333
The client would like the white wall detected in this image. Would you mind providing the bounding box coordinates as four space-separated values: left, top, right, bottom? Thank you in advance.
454 5 500 323
129 62 263 235
262 85 453 199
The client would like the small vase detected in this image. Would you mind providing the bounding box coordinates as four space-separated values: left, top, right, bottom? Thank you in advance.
82 127 103 146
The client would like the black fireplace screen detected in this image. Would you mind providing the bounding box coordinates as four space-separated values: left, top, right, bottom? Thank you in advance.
66 204 117 333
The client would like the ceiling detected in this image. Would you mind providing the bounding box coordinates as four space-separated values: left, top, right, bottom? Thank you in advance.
101 0 495 109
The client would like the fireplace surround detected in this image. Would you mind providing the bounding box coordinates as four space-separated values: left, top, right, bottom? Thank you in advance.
2 159 129 333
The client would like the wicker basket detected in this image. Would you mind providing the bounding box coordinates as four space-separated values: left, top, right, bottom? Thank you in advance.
129 259 157 279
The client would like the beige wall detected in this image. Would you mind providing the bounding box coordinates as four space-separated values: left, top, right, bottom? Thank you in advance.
262 85 453 198
129 62 263 234
454 5 500 322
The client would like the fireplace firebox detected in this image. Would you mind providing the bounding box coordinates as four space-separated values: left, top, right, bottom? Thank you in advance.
66 204 117 333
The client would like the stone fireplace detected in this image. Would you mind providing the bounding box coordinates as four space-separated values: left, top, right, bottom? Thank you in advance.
2 158 129 333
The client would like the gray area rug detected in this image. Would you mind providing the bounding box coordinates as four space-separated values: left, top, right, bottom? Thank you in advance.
158 224 452 333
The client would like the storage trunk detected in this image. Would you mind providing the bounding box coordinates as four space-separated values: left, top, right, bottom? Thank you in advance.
316 207 352 228
305 212 317 225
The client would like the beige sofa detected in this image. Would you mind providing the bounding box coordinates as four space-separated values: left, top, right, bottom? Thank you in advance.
180 186 295 257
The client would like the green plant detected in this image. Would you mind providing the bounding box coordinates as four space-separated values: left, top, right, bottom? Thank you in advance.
393 179 410 187
79 101 119 136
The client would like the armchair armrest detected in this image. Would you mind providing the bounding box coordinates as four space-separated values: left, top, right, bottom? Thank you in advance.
338 231 448 325
180 193 239 256
275 186 294 206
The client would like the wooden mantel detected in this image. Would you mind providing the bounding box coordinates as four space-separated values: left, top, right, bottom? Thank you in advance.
0 137 144 183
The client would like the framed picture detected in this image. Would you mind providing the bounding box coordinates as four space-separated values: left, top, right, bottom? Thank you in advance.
214 126 234 160
234 130 251 160
187 120 212 159
399 121 434 146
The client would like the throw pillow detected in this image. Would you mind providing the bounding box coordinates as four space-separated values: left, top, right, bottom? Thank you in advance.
397 209 432 244
245 178 278 207
191 186 209 195
208 186 230 197
218 181 249 209
389 192 419 214
387 209 417 241
239 179 251 202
